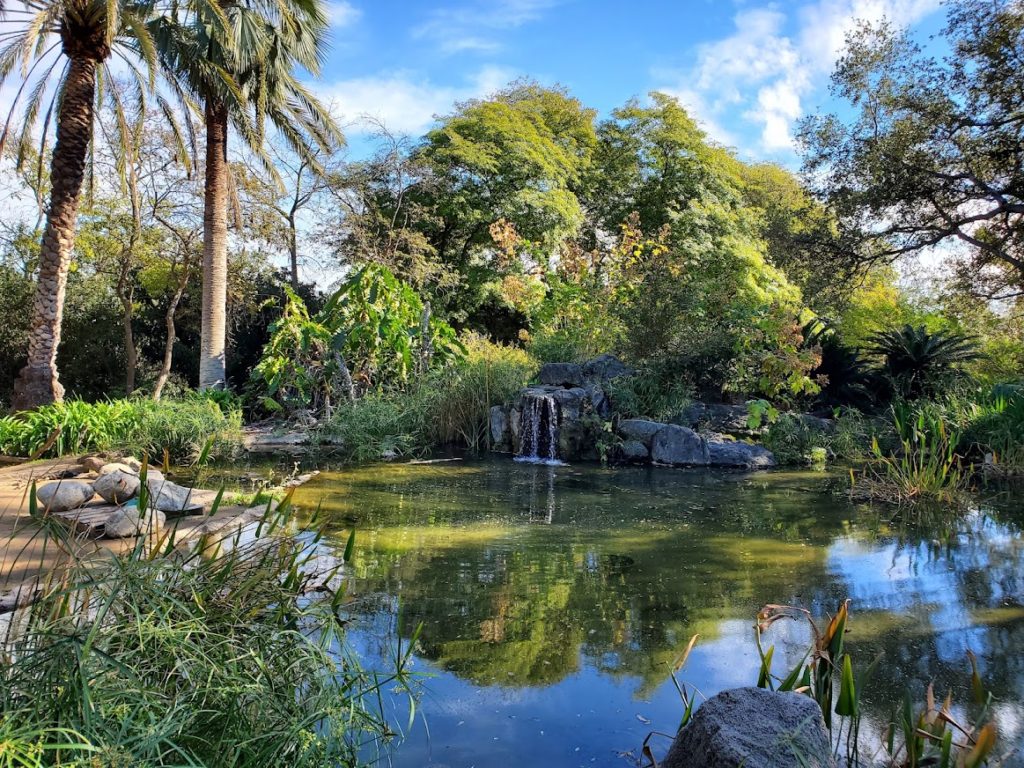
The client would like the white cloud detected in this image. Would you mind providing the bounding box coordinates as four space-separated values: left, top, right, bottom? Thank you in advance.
325 0 361 28
658 0 942 157
412 0 559 55
314 66 514 136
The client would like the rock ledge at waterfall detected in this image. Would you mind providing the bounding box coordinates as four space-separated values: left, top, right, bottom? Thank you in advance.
489 355 779 469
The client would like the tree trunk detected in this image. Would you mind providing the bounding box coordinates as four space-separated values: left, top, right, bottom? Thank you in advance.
288 211 298 290
10 54 98 410
199 101 230 390
120 293 136 395
153 246 193 401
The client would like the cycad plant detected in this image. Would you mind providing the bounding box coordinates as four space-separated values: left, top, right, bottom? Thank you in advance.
150 0 342 390
870 324 979 401
803 319 874 409
0 0 191 409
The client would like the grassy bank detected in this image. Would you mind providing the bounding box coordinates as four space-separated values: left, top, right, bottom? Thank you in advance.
0 396 242 463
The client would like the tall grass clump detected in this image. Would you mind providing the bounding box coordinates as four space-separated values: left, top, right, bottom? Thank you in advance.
0 490 412 766
320 335 534 460
850 404 968 505
605 362 693 421
421 334 534 451
957 384 1024 473
0 398 242 463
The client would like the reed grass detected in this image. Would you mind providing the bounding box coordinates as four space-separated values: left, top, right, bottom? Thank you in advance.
0 481 414 767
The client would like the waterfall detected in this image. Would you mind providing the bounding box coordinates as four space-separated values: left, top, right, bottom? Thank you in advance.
515 392 563 464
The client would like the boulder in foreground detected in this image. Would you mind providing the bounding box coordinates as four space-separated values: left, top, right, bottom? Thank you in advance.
662 687 835 768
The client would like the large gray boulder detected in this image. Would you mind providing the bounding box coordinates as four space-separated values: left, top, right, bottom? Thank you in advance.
651 424 709 466
35 480 95 513
146 478 200 514
618 418 664 446
94 467 141 504
707 439 777 469
582 354 633 381
677 402 752 435
104 506 166 538
537 362 584 387
552 387 587 420
662 687 835 768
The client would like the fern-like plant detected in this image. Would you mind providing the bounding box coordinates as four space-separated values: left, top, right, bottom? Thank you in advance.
869 325 979 400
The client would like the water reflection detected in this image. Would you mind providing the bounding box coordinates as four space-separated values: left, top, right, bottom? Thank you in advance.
293 460 1024 767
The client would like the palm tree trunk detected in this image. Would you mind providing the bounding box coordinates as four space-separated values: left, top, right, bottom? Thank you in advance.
199 101 229 390
11 55 98 410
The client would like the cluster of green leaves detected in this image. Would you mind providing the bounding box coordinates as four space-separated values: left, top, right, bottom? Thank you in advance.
252 264 463 415
0 397 240 462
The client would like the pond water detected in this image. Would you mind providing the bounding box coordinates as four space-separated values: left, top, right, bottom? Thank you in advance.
290 458 1024 768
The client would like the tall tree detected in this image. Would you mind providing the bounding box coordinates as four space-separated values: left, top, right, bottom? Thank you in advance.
152 0 340 390
0 0 167 408
799 0 1024 302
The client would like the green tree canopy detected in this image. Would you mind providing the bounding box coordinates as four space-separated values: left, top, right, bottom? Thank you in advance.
799 0 1024 301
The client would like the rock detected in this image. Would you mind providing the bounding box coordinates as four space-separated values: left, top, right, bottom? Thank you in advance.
537 362 584 387
381 449 399 461
586 383 611 418
662 687 835 768
582 354 634 381
490 406 510 450
707 438 777 469
618 418 664 446
618 440 649 462
552 387 587 421
93 469 141 504
677 402 752 435
79 456 106 473
99 461 139 477
36 480 95 512
146 477 200 514
120 457 144 472
651 424 709 466
509 407 521 444
104 506 166 538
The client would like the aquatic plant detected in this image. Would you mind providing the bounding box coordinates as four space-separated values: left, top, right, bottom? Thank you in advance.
660 603 999 768
850 405 968 505
0 484 414 766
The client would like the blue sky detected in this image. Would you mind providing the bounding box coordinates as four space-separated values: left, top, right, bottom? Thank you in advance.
313 0 947 164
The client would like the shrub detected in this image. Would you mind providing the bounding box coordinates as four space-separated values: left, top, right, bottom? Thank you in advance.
0 493 411 766
0 398 241 463
605 362 693 421
421 335 534 451
320 336 536 460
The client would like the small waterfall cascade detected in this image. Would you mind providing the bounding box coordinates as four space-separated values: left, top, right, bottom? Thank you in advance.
516 392 561 463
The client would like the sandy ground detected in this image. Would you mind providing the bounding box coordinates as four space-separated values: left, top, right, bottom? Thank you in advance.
0 456 254 590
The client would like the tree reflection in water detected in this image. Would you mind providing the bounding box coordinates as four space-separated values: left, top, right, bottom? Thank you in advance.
293 460 1024 767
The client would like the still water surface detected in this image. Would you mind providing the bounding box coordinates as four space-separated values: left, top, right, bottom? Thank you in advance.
291 459 1024 767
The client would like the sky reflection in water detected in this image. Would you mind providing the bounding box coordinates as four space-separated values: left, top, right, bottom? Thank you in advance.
293 459 1024 768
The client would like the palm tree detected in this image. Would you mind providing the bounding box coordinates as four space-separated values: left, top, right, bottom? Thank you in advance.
151 0 340 390
0 0 198 409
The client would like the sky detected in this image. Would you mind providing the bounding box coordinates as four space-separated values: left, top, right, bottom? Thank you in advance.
314 0 948 164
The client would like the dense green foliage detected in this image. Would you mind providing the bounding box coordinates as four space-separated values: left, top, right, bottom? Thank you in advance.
319 336 533 460
0 397 241 462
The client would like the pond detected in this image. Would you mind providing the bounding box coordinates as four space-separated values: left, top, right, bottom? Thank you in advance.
290 458 1024 767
